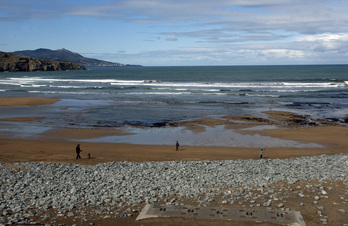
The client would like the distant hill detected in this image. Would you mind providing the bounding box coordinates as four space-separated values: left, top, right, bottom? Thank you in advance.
0 51 86 72
12 48 141 67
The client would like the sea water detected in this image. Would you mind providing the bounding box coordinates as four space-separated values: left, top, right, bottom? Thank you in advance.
1 65 347 147
1 65 347 128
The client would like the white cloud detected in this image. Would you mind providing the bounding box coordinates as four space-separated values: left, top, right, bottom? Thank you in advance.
295 33 348 52
165 36 178 41
2 0 348 65
257 49 305 59
296 33 348 42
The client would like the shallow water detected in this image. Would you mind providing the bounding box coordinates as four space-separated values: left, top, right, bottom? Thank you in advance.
78 125 322 148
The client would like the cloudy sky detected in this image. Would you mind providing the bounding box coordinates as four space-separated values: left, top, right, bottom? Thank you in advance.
1 0 348 66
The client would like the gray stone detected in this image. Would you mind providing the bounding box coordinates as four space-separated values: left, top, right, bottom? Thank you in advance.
0 154 347 223
263 201 271 207
67 212 75 217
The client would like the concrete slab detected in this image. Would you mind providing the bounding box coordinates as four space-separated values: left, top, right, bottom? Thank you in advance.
136 204 306 226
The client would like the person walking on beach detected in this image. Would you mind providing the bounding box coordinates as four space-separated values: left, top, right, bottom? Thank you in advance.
76 144 82 159
260 149 263 159
176 141 180 151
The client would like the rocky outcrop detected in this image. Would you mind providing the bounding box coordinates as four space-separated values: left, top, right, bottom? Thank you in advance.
13 48 142 67
0 51 86 72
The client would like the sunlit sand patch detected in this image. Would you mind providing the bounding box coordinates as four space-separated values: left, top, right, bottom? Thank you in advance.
0 97 60 106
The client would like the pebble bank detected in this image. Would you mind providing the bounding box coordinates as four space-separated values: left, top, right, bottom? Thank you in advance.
1 154 347 225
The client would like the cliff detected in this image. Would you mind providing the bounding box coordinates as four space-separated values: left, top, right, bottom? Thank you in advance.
13 48 142 67
0 51 86 72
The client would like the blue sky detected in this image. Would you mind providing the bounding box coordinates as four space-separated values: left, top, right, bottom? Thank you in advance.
1 0 348 66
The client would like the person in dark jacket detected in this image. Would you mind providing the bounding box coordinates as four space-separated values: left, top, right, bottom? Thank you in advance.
76 144 82 159
176 141 180 151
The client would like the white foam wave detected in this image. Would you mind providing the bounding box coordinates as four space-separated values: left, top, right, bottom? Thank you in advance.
49 85 90 89
123 92 192 95
245 93 280 98
0 82 20 86
114 81 342 89
151 87 221 92
28 91 109 95
2 77 346 95
282 82 341 88
9 77 121 83
20 84 47 88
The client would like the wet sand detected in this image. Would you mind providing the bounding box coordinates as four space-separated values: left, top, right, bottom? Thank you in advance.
0 97 347 225
1 105 347 165
0 96 60 106
1 123 347 165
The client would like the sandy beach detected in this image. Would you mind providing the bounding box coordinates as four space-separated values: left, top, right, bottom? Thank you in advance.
0 124 347 165
1 97 347 164
0 97 60 106
0 97 347 225
1 112 347 165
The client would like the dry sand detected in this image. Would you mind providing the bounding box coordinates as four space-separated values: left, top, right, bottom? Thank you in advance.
0 97 347 225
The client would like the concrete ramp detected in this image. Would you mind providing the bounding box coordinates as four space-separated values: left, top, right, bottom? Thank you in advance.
136 204 306 226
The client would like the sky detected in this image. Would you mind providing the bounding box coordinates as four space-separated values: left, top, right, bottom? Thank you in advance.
1 0 348 66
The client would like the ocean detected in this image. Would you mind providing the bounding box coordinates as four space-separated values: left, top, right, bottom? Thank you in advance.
0 65 347 146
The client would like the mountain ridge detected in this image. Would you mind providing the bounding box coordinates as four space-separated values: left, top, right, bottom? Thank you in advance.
12 48 141 67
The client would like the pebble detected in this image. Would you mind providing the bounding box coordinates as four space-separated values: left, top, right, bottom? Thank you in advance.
263 201 271 207
67 212 75 217
0 154 347 224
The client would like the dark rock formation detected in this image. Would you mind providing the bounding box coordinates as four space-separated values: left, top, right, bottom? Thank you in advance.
13 48 142 67
0 51 86 72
